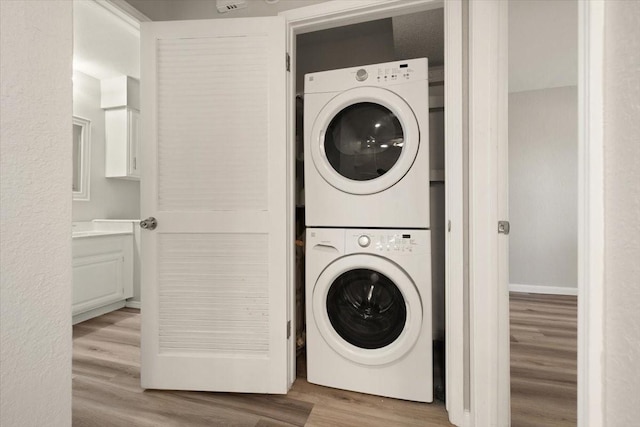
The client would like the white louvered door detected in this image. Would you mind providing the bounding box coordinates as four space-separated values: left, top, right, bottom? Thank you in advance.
139 17 288 393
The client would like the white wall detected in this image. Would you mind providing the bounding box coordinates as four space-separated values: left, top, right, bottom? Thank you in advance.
74 0 141 80
508 0 578 294
603 1 640 424
72 70 140 221
509 0 577 93
508 86 578 291
0 1 73 426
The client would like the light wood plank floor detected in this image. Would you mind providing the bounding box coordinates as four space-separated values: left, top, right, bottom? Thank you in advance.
510 293 577 427
73 293 576 426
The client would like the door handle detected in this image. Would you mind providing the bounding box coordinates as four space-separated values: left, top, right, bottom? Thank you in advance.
140 217 157 231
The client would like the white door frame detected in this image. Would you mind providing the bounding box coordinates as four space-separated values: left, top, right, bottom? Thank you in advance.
467 0 510 425
280 0 467 424
444 1 466 425
577 1 605 426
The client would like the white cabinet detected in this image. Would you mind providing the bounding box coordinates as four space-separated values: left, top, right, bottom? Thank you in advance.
72 232 134 324
105 107 140 179
101 75 140 180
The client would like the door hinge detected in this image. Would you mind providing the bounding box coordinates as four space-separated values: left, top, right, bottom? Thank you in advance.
286 52 290 72
286 320 291 339
448 220 451 232
498 220 510 235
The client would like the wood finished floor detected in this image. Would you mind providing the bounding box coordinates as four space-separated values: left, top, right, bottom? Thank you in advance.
73 293 577 426
509 293 577 427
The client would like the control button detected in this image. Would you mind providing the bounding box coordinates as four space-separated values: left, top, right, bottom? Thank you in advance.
357 235 371 247
356 69 368 82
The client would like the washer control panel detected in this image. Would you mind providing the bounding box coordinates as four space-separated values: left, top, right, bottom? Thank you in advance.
349 230 428 255
357 235 371 247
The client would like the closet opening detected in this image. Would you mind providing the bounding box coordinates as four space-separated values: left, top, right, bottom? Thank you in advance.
292 7 446 402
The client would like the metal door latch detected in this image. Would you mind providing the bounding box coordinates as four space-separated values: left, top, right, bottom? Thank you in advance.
498 220 510 235
140 217 157 230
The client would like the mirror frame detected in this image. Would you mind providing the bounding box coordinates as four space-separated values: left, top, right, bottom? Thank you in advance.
72 115 91 201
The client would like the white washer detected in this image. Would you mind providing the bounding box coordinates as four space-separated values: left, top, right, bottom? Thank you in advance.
305 228 432 402
304 58 430 228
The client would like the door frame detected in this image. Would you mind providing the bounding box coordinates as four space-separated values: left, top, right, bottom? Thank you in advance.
577 1 605 426
466 0 510 425
280 0 467 424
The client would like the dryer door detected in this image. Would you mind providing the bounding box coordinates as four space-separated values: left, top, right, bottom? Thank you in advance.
313 254 423 366
310 87 421 195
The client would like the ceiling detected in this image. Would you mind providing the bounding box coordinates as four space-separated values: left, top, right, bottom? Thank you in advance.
73 0 140 80
125 0 329 21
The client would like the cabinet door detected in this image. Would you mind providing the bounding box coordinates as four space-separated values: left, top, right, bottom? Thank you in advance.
140 17 288 393
128 108 140 178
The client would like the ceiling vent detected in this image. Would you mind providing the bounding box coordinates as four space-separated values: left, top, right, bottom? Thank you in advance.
216 0 247 13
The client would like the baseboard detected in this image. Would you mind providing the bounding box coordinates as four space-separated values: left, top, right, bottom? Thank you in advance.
73 300 127 325
509 283 578 296
125 300 141 309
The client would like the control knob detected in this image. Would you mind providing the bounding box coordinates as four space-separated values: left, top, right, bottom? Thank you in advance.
355 68 368 82
357 235 371 247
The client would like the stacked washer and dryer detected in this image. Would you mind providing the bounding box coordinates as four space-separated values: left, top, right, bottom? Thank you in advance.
304 58 433 402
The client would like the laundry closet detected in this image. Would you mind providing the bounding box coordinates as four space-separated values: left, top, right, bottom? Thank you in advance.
293 8 446 401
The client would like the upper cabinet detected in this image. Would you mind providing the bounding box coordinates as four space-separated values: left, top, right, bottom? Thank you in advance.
101 76 140 180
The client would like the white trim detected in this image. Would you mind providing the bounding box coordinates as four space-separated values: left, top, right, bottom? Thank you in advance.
444 0 465 424
496 2 511 424
125 300 141 309
72 115 91 201
577 1 605 426
509 284 579 296
468 0 509 425
72 300 126 325
95 0 151 31
282 0 443 34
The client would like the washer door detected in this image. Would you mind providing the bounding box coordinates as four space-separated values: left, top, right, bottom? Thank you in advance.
313 254 423 366
310 87 420 195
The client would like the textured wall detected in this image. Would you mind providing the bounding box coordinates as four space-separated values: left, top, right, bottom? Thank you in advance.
603 0 640 424
0 1 73 426
508 86 578 290
72 70 140 221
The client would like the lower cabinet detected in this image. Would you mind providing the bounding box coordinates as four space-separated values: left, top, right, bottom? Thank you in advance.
72 234 133 324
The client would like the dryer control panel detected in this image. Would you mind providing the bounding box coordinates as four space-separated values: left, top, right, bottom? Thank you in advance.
373 63 420 83
304 58 429 94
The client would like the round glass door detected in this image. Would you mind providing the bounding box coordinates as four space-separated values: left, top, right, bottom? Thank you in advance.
324 103 404 182
310 87 420 195
326 268 406 349
312 254 423 366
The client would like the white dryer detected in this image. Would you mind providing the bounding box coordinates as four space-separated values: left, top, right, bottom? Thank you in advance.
304 58 430 229
305 228 432 402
